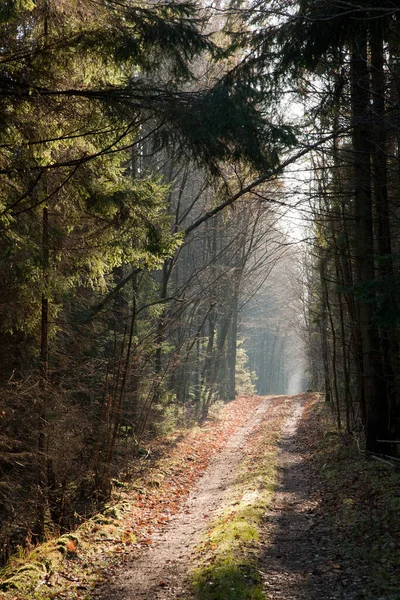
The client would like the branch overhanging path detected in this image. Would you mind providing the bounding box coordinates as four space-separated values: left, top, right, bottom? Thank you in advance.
84 129 345 323
184 130 345 235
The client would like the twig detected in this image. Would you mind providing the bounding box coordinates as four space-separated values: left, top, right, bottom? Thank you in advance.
368 452 400 466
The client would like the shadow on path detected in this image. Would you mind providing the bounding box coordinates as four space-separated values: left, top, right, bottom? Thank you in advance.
259 399 354 600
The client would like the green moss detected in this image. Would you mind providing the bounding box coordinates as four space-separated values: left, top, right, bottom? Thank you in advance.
0 562 46 591
111 478 126 488
56 533 80 555
0 529 88 596
103 506 122 519
102 500 130 520
91 514 113 525
192 559 265 600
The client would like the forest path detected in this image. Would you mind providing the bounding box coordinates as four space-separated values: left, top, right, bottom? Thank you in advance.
93 394 318 600
93 395 281 600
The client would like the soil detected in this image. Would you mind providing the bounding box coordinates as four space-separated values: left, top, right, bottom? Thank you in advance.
93 396 275 600
93 393 351 600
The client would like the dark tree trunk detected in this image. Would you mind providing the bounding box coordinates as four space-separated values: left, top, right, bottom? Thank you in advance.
36 206 49 540
319 249 332 404
370 19 398 442
351 34 383 453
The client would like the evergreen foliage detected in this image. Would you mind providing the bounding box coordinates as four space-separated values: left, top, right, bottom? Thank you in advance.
0 0 298 562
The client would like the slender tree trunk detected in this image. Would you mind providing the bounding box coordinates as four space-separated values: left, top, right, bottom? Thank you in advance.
338 202 365 425
351 34 382 453
331 108 352 430
36 206 49 540
154 258 173 389
227 277 240 401
370 20 398 441
324 269 341 429
204 310 232 417
318 249 332 404
41 207 49 381
335 256 351 431
198 310 216 410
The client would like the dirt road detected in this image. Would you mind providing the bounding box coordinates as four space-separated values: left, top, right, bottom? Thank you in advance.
93 395 314 600
0 393 395 600
94 396 280 599
93 393 347 600
259 399 344 599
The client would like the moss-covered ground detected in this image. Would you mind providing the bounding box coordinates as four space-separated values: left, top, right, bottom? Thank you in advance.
0 395 263 600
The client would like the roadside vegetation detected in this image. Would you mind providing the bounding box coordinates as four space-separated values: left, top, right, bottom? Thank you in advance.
299 398 400 600
190 394 400 600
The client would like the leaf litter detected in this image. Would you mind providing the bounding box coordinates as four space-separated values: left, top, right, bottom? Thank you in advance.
0 394 263 600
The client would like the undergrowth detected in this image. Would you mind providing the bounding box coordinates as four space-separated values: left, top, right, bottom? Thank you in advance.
303 399 400 600
0 500 133 599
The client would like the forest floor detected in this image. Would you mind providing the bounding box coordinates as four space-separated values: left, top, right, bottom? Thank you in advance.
1 393 399 600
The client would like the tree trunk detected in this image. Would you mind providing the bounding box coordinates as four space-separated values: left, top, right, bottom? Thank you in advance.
351 34 382 453
318 249 332 404
370 19 398 442
36 206 49 540
227 280 240 401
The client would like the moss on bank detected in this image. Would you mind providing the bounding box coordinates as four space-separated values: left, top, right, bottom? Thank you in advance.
0 501 132 599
